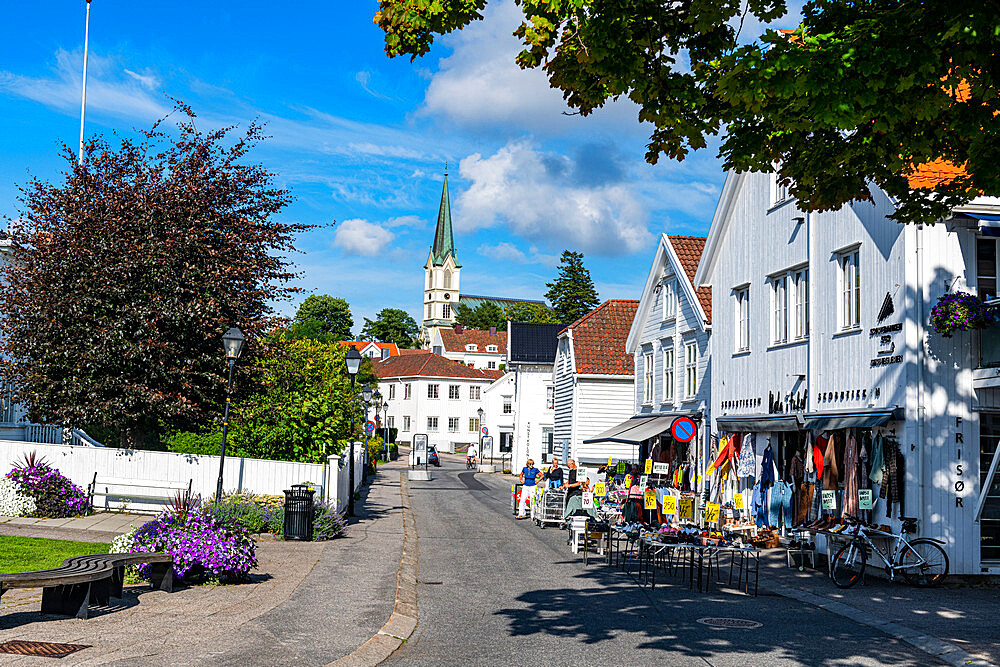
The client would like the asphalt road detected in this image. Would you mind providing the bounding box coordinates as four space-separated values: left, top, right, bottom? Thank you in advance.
387 457 945 667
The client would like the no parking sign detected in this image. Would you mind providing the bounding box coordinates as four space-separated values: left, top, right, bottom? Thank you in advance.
670 417 697 443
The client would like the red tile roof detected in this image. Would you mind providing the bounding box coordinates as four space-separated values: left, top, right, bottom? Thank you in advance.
438 327 507 355
561 300 639 376
339 341 399 356
375 352 503 381
668 235 712 325
397 348 431 356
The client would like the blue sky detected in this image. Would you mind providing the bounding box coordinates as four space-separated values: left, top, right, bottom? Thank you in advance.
0 1 794 331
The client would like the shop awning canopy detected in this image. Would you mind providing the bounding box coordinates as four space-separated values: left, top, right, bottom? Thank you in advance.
954 212 1000 235
583 415 687 445
716 414 802 432
800 408 903 431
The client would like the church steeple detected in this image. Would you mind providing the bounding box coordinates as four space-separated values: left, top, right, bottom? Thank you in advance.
429 172 460 267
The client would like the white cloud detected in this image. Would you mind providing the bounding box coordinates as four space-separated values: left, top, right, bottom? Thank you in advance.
477 242 559 267
386 215 425 228
355 71 391 100
421 0 640 135
456 140 652 256
333 219 395 256
123 68 158 89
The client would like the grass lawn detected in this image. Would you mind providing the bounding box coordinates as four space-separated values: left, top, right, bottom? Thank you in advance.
0 535 109 574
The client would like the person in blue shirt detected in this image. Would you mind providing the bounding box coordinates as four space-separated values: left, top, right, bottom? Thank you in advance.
517 459 541 518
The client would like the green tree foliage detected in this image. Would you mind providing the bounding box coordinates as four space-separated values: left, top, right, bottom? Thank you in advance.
545 251 600 324
0 104 304 448
360 308 420 347
503 301 556 324
165 339 378 463
375 0 997 224
287 294 353 341
454 301 506 330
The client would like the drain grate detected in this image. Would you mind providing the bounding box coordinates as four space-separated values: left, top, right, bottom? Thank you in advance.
697 617 762 629
419 581 443 585
0 640 91 658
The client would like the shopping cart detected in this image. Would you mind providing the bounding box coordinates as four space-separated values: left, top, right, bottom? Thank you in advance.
534 489 567 529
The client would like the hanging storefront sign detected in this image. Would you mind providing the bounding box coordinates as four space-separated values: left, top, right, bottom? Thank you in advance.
822 490 837 510
652 462 669 474
705 502 721 524
671 417 698 443
859 489 873 510
595 482 606 497
644 490 657 510
663 495 677 514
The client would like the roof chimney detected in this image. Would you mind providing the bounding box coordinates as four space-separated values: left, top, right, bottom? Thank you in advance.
489 325 497 336
455 324 463 334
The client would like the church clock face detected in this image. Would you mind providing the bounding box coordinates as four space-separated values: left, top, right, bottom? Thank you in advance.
444 293 451 300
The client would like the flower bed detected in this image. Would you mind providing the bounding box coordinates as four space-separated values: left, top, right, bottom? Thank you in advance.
206 493 283 535
5 457 90 518
0 477 37 517
931 291 997 337
312 500 347 540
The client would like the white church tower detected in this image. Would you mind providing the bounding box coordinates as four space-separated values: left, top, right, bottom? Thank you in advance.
421 173 461 343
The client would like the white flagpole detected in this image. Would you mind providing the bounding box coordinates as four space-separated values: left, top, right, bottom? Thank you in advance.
78 0 92 166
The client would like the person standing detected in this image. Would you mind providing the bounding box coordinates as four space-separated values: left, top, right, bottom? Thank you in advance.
563 459 583 498
546 460 564 489
518 459 541 518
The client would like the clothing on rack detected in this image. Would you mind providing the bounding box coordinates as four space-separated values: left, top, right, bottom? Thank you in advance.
737 433 756 478
760 445 776 489
821 434 839 489
812 436 825 482
880 438 904 518
797 475 815 526
769 480 793 531
752 481 766 527
869 433 885 486
843 430 861 518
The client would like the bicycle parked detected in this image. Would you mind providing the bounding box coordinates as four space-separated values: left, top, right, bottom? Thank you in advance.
830 516 949 589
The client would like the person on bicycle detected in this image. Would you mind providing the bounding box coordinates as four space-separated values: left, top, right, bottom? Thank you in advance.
466 443 478 468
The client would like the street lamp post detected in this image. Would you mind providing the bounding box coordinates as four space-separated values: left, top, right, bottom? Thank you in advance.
215 328 245 502
382 401 389 462
345 347 362 516
477 407 484 469
362 384 373 484
79 0 92 166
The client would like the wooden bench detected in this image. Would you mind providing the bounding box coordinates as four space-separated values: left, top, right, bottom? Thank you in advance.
0 552 174 619
88 475 193 512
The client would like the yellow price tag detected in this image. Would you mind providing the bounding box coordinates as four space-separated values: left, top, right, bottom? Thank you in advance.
624 474 632 489
511 484 515 493
595 482 606 497
608 455 613 466
644 490 657 510
644 459 652 474
706 502 721 524
679 498 693 520
663 495 677 514
734 493 744 510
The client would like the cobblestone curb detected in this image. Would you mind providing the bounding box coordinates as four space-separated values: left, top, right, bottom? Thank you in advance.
328 472 418 667
768 583 996 667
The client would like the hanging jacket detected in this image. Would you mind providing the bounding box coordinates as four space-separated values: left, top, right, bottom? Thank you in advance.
737 433 757 478
821 434 839 489
759 445 775 489
813 435 826 482
869 434 885 486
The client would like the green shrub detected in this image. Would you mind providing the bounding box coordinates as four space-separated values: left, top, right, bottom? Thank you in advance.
313 501 347 540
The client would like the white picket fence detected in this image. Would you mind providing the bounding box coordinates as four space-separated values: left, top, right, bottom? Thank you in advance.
0 440 365 514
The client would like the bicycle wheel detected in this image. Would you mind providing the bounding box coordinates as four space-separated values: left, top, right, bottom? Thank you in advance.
900 539 949 587
831 541 867 588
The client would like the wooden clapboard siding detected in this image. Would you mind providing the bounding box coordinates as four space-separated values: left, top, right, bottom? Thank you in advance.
573 378 637 463
552 337 575 459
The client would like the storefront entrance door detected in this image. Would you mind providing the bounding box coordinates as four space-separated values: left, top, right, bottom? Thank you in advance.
980 413 1000 563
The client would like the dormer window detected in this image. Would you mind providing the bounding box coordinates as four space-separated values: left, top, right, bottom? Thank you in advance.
486 345 498 353
466 344 478 352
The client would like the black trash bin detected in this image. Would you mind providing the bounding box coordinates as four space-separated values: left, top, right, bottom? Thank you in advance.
283 484 316 541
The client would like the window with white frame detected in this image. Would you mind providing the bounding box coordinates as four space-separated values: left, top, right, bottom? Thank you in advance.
734 286 750 352
978 237 998 300
838 248 861 330
388 384 396 400
486 345 498 352
684 342 698 398
387 416 395 429
428 384 439 399
487 361 497 369
770 171 789 206
771 274 789 344
448 417 459 432
444 269 452 289
448 385 460 399
466 344 478 352
793 267 809 339
403 416 411 431
426 304 432 319
427 416 438 431
662 344 675 404
404 383 412 400
643 352 653 403
546 386 554 410
470 386 481 400
662 278 678 320
503 396 512 414
469 417 480 432
442 303 451 319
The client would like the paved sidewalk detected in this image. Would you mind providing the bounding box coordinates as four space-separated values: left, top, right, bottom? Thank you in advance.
759 549 1000 665
0 462 408 665
0 512 146 542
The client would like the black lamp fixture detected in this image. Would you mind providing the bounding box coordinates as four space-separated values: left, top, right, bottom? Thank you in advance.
477 406 485 466
345 347 361 516
215 327 245 502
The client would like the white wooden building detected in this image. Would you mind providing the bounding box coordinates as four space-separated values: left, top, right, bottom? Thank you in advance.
506 322 561 472
694 168 1000 575
552 300 638 465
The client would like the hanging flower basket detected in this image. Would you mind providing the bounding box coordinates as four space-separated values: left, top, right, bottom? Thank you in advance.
930 291 997 337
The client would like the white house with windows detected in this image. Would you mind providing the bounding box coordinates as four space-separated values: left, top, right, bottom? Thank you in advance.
482 372 516 469
586 235 712 472
427 325 506 370
552 300 638 465
505 322 561 472
375 352 501 454
694 166 1000 575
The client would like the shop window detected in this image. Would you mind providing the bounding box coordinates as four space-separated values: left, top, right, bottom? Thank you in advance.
794 267 809 339
643 352 654 404
734 286 750 352
980 413 1000 562
662 278 677 320
771 274 789 344
470 386 481 400
428 384 439 399
404 383 412 400
684 342 698 399
662 345 675 404
838 248 861 330
449 385 460 399
469 417 480 432
448 417 459 432
427 416 438 431
978 237 998 301
403 416 411 432
546 386 554 410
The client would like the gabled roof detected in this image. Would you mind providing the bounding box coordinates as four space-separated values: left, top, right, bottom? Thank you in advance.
508 322 561 364
560 300 639 376
339 341 400 356
397 348 431 356
375 353 502 381
427 174 460 268
626 234 712 353
438 327 507 355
